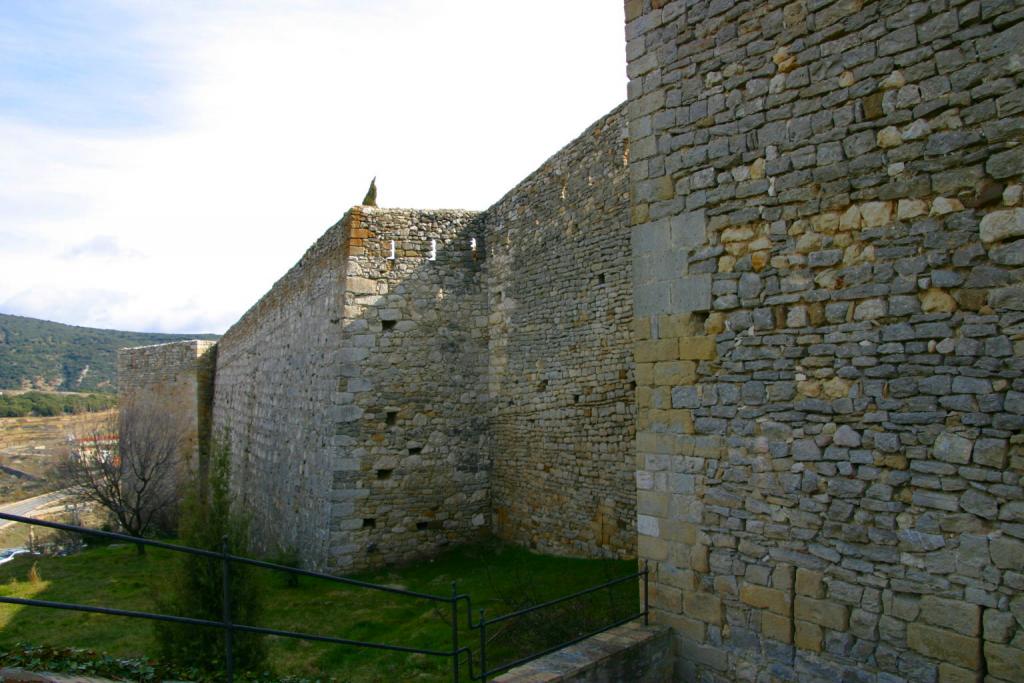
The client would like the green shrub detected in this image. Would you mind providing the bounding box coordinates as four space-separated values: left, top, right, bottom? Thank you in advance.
154 436 267 677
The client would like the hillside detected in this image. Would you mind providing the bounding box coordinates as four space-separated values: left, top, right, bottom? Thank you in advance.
0 313 217 392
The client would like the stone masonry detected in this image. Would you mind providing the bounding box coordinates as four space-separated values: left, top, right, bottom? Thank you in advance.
625 0 1024 681
117 339 216 467
129 107 639 572
482 103 637 559
117 2 1024 679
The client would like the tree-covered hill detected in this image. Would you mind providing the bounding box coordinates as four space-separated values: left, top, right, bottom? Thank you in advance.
0 313 218 392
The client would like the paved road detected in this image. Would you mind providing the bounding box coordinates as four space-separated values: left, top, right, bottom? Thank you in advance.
0 490 70 529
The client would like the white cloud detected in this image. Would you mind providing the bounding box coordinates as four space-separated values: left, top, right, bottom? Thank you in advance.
0 1 625 333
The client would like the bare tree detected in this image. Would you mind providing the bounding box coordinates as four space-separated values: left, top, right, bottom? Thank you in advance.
57 399 190 554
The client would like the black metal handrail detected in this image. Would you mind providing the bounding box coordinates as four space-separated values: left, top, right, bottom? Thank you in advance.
0 511 649 682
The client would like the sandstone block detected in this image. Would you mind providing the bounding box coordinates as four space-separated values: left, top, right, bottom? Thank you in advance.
920 596 981 636
795 596 849 631
860 201 893 227
980 209 1024 243
796 568 825 598
684 591 723 626
654 360 697 385
762 612 793 643
740 583 791 615
984 642 1024 681
795 620 823 652
907 623 981 669
678 336 716 360
635 339 679 363
938 663 981 683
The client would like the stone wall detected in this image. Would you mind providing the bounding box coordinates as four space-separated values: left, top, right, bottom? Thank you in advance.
212 214 351 566
210 208 490 571
117 339 216 466
495 622 673 683
625 0 1024 681
482 104 638 558
333 207 491 570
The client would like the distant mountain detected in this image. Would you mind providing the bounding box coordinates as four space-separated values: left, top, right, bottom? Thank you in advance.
0 313 218 393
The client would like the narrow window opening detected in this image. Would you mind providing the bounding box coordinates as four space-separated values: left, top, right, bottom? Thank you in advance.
385 410 398 426
470 237 477 252
387 240 396 260
428 239 437 261
408 446 422 455
376 469 393 480
597 273 605 285
574 394 581 403
629 381 637 391
362 518 376 528
416 521 429 531
381 319 397 332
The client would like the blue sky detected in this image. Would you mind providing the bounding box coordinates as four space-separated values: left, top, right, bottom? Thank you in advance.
0 1 626 333
0 2 173 131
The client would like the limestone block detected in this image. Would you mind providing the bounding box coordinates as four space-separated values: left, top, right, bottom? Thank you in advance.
795 596 849 631
920 596 981 636
683 591 723 626
762 612 793 643
795 620 823 652
678 336 716 360
740 583 792 615
983 642 1023 680
980 209 1024 243
796 568 825 598
907 623 981 669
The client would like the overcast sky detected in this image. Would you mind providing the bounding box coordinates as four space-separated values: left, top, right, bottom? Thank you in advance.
0 1 626 334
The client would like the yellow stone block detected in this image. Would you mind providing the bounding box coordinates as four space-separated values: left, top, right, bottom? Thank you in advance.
636 339 679 363
762 612 793 644
679 336 716 360
683 591 723 626
795 620 822 652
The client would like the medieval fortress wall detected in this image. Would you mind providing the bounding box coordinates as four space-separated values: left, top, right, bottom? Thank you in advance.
117 339 216 465
117 0 1024 678
482 103 637 558
120 107 639 572
330 208 491 570
625 0 1023 681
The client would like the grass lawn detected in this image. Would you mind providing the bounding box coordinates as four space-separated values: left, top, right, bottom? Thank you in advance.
0 538 639 681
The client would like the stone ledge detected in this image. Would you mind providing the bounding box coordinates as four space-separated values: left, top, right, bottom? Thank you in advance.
493 621 672 682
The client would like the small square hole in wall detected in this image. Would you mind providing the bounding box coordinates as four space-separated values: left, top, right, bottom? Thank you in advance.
407 446 422 455
574 395 580 403
381 320 397 332
597 273 605 285
385 410 398 426
362 518 376 528
416 521 429 531
376 469 393 480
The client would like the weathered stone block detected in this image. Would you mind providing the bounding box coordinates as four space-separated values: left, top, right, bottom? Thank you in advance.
795 596 849 631
920 596 981 636
762 611 793 644
635 339 679 363
678 336 715 360
907 623 981 669
796 568 825 598
795 620 823 652
984 642 1024 681
740 583 792 615
683 591 723 626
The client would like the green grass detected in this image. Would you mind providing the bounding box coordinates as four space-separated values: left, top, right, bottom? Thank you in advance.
0 539 639 681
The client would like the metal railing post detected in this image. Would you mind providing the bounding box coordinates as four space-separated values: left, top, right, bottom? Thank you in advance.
478 608 487 683
451 581 460 683
643 560 649 626
221 535 235 683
